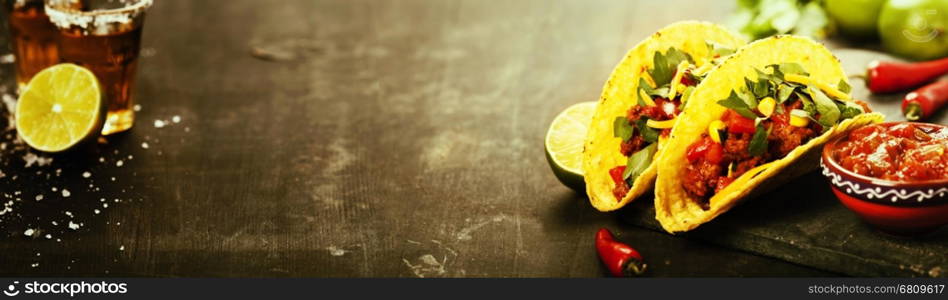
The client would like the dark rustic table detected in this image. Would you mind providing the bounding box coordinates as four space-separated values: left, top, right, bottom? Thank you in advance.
0 0 944 277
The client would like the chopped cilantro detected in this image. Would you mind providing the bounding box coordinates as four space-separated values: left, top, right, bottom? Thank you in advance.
636 118 660 143
807 85 840 128
614 116 634 141
622 143 658 182
837 79 851 94
717 90 759 119
649 48 693 87
748 122 770 157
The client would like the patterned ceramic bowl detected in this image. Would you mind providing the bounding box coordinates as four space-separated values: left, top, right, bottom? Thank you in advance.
821 122 948 235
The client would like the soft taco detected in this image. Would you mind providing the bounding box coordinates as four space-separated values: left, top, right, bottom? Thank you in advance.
583 21 745 211
654 35 885 233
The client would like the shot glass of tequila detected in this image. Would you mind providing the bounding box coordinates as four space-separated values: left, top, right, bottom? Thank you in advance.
4 0 60 91
45 0 152 135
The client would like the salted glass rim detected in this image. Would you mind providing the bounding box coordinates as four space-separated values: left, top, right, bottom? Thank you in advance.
45 0 152 17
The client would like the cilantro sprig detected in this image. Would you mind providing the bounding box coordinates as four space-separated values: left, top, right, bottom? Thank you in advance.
748 122 770 157
650 48 693 87
614 116 634 141
622 143 658 184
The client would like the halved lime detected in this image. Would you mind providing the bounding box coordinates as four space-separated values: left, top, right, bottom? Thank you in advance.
545 101 596 192
16 63 103 152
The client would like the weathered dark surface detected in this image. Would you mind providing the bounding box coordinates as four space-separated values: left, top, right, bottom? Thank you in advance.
0 0 942 277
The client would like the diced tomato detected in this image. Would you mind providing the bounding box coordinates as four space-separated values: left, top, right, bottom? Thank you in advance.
723 110 756 134
609 166 626 185
653 97 679 119
714 176 734 193
686 137 722 163
686 138 710 162
705 141 724 164
680 71 696 86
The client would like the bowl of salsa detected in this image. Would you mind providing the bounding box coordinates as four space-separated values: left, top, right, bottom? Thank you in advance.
821 122 948 235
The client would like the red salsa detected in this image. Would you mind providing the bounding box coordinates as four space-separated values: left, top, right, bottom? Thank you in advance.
833 123 948 181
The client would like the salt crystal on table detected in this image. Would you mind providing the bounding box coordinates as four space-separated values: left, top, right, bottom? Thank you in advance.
154 120 165 128
45 234 51 239
172 116 180 123
61 189 70 197
82 171 91 178
141 142 149 149
65 211 73 218
119 245 125 251
116 160 124 167
0 54 13 63
35 194 42 201
94 209 100 214
68 221 79 230
133 104 141 112
23 228 34 236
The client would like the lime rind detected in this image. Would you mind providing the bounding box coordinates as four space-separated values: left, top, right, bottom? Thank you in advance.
545 101 596 191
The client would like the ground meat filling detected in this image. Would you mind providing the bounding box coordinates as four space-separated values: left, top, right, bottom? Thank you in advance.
768 101 818 157
612 183 630 200
618 98 678 156
682 157 721 209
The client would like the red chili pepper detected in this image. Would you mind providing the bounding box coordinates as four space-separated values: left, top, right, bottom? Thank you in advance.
902 80 948 121
609 166 626 185
595 228 646 277
866 57 948 94
724 110 756 134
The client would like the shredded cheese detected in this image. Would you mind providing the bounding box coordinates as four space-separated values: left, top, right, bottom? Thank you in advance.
638 89 656 107
667 61 691 100
647 118 676 129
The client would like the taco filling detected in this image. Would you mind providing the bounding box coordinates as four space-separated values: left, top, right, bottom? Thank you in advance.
608 44 733 200
681 63 871 209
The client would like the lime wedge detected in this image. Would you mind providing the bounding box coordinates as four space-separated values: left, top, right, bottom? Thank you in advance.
545 101 596 191
16 63 103 152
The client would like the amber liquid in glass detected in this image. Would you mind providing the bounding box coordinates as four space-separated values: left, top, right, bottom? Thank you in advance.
7 0 59 91
57 21 143 135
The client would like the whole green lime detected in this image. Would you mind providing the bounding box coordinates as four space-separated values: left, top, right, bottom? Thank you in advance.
878 0 948 60
825 0 886 39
